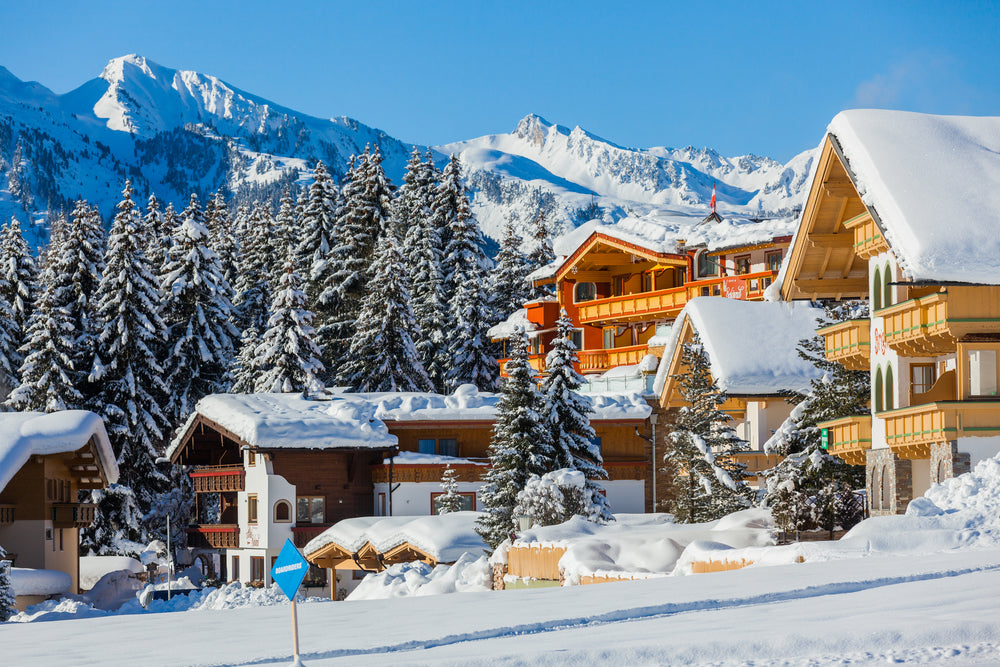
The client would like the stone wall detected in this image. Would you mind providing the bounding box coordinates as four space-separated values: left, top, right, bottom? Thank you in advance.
866 448 912 515
930 441 971 484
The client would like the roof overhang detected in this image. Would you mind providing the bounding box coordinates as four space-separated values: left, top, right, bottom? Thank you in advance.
556 232 688 284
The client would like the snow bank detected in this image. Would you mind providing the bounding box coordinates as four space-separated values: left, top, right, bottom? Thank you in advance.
584 392 652 420
0 410 117 492
368 384 498 421
346 552 491 601
829 110 1000 284
304 511 488 564
653 297 822 397
10 568 73 596
79 556 143 591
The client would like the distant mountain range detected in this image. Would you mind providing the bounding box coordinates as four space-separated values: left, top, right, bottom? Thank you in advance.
0 54 815 248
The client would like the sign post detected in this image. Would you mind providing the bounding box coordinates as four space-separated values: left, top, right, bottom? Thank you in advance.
820 428 830 450
271 539 310 666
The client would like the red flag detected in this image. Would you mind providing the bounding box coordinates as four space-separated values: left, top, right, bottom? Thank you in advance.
710 184 717 212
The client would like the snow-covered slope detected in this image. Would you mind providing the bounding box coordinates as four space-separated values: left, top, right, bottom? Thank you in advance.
0 55 814 249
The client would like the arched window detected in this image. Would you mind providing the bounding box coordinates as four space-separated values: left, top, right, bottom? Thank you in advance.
872 266 882 311
882 262 892 309
937 458 948 483
884 363 894 411
874 366 884 413
273 500 292 523
574 282 596 303
880 464 892 511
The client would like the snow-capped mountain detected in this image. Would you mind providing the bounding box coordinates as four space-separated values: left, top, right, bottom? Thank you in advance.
0 54 815 248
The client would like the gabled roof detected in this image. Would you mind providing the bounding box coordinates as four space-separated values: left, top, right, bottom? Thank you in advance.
776 110 1000 298
0 411 117 492
653 297 822 401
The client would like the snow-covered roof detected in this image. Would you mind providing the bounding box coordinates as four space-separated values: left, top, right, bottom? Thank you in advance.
653 297 823 397
0 411 117 493
304 511 487 563
383 451 488 466
526 259 562 283
486 308 538 341
828 110 1000 284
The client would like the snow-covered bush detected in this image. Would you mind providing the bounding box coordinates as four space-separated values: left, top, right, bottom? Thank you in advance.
513 469 607 527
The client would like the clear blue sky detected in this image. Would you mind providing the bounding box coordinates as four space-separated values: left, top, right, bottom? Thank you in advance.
2 0 998 162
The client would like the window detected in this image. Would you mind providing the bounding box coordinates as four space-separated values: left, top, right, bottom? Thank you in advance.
765 250 783 272
641 272 653 292
273 500 292 523
734 255 751 275
529 335 542 355
696 251 718 278
603 328 614 350
438 439 458 457
418 438 436 454
248 450 256 466
251 556 265 585
59 528 64 552
569 329 583 351
613 275 626 296
46 478 71 503
872 266 882 311
248 494 258 524
882 263 892 309
232 556 240 582
911 364 936 395
297 497 325 524
969 349 998 396
874 367 884 412
884 363 894 410
431 492 475 514
574 282 596 302
304 564 327 588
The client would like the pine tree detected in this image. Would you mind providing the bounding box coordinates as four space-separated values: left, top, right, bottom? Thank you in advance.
0 216 38 368
87 181 171 553
142 194 166 261
763 301 869 534
295 161 338 297
665 333 752 523
341 227 431 392
207 188 240 291
230 325 262 393
253 252 325 394
233 202 274 334
526 211 556 300
80 484 146 557
539 311 613 522
476 329 552 550
160 194 239 422
491 218 532 320
437 465 464 515
273 187 298 289
0 544 14 622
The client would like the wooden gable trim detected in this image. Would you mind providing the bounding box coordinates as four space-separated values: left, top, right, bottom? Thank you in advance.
658 316 697 409
556 232 687 283
169 413 249 465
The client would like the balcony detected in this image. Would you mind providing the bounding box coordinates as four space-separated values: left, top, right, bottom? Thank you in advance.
498 353 549 378
842 212 889 260
50 502 96 528
578 344 648 373
190 465 245 493
818 415 872 465
0 504 15 525
817 319 870 371
187 524 239 549
878 286 1000 357
292 525 331 548
575 271 777 326
883 401 1000 459
734 452 783 477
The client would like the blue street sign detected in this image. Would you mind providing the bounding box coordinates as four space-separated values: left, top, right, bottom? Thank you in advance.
271 539 309 600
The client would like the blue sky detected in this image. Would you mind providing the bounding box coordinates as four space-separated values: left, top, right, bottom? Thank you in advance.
1 0 998 162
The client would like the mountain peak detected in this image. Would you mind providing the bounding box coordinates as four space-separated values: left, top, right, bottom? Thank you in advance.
101 54 159 84
514 113 555 145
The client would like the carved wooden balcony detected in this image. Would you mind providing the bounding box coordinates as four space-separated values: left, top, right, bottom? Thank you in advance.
818 415 872 465
883 401 1000 459
578 344 649 373
576 285 689 325
190 465 245 493
817 319 870 371
878 286 1000 357
842 212 889 260
50 502 96 528
187 524 239 549
0 504 15 526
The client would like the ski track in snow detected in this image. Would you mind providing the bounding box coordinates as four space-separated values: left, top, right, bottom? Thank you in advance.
220 561 1000 667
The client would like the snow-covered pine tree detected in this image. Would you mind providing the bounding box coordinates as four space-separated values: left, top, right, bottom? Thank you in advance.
148 201 176 275
476 329 553 550
525 210 556 300
0 544 14 622
438 155 499 391
490 218 532 322
80 483 146 557
539 310 613 522
665 333 752 523
402 151 449 393
142 194 165 261
340 226 432 392
437 465 464 515
207 188 240 292
512 469 605 527
230 325 262 394
86 181 171 553
253 252 325 394
272 187 298 290
763 301 869 533
295 161 338 299
233 202 274 334
160 194 239 423
0 216 38 368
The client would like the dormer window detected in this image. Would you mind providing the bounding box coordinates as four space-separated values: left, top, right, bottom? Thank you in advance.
574 282 596 302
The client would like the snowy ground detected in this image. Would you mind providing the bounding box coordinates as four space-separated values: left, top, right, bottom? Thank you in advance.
3 547 1000 665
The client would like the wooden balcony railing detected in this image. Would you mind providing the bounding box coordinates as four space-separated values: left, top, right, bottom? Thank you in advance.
575 271 777 326
578 344 649 373
733 452 783 476
0 504 15 525
187 524 239 549
817 319 870 371
498 353 550 377
878 286 1000 357
883 401 1000 459
292 525 331 548
190 465 246 493
842 212 889 260
51 502 96 528
818 415 872 465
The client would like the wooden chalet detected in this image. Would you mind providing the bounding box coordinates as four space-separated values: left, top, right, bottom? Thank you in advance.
0 411 117 597
778 110 1000 514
